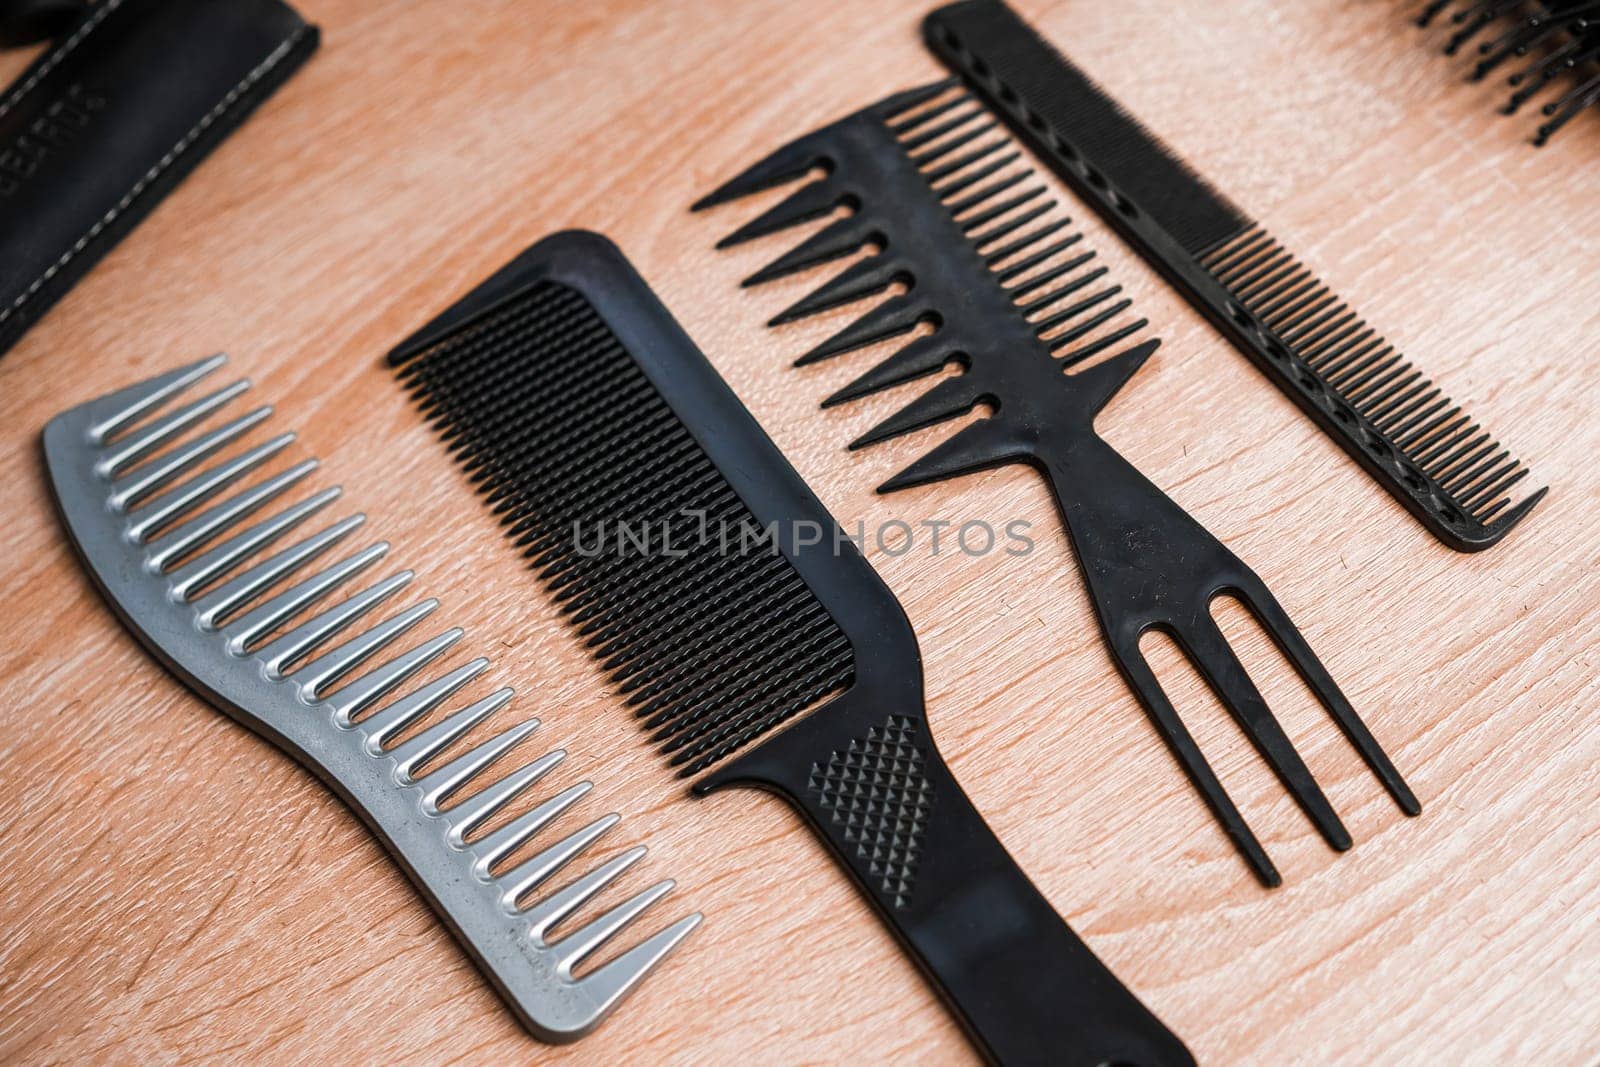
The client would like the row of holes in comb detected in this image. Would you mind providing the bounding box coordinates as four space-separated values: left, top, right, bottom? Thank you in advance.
94 370 688 970
1419 0 1600 144
1199 227 1531 525
395 283 856 777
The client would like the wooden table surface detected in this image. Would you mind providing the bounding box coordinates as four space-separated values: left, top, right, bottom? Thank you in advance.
2 1 1596 1062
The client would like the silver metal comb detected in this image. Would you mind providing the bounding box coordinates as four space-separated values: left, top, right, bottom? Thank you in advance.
42 354 701 1043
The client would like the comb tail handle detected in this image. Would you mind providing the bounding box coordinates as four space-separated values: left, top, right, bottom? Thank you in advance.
1035 425 1419 884
698 697 1193 1067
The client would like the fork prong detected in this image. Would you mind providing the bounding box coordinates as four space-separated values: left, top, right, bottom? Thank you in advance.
1181 619 1352 853
1231 579 1422 817
1111 638 1281 887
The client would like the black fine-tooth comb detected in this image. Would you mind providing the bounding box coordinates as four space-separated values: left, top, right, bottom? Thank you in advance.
919 0 1547 552
693 84 1420 887
1417 0 1600 144
389 231 1194 1067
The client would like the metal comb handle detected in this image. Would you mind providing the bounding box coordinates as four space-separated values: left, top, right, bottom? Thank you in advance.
42 355 700 1042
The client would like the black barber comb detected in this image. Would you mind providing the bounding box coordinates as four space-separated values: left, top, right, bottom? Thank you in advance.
920 0 1547 552
694 84 1419 887
391 231 1193 1067
1417 0 1600 144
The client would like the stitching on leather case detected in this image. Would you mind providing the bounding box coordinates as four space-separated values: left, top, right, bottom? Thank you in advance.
0 25 310 330
0 0 125 123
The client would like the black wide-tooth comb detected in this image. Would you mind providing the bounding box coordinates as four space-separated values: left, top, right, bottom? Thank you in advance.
694 84 1420 887
918 0 1547 552
389 231 1194 1067
1417 0 1600 144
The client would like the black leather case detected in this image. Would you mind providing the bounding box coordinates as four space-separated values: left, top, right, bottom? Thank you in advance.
0 0 319 359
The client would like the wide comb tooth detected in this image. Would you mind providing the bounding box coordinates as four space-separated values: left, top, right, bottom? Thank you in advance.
389 687 514 781
144 459 321 570
125 434 296 543
561 912 702 1019
275 593 433 692
468 779 591 873
327 629 466 725
448 750 569 846
742 215 876 287
418 718 542 811
222 542 389 651
823 334 957 407
96 378 251 477
85 353 228 443
873 78 961 123
547 873 677 975
108 406 274 511
191 515 366 628
850 375 985 449
877 417 1026 493
359 657 488 745
1065 339 1161 414
715 180 844 250
167 488 345 600
692 129 831 213
522 846 649 941
500 814 621 909
796 297 926 366
768 256 902 326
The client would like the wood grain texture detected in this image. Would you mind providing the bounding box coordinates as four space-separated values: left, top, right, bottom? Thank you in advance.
0 0 1596 1063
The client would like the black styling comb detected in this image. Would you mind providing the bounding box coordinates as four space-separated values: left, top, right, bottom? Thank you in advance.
693 84 1420 888
388 231 1194 1067
919 0 1547 552
1417 0 1600 144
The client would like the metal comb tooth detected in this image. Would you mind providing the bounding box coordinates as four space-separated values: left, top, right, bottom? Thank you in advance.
43 355 700 1042
698 86 1420 886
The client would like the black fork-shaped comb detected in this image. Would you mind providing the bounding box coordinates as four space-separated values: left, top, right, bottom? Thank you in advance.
694 83 1421 887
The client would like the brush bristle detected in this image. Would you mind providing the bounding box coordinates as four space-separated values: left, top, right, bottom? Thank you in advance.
395 282 854 777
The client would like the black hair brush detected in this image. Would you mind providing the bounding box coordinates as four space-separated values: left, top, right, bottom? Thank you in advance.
389 231 1193 1067
1418 0 1600 144
693 83 1420 888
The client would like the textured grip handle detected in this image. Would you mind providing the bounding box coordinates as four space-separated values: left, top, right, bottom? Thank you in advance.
786 713 1193 1067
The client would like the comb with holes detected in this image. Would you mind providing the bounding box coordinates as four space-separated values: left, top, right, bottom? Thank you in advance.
694 84 1420 887
388 230 1193 1067
42 354 700 1043
1417 0 1600 144
920 0 1547 551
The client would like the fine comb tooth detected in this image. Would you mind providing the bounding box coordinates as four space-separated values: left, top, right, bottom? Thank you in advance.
85 353 229 443
769 255 903 326
389 687 514 781
850 376 986 449
743 214 878 287
796 296 927 366
888 91 974 136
